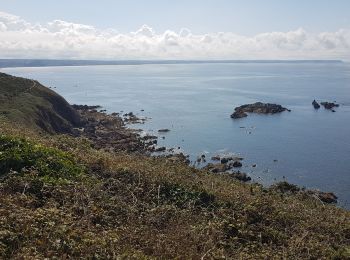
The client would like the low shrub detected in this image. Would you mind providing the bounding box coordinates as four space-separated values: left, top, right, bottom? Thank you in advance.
0 135 84 183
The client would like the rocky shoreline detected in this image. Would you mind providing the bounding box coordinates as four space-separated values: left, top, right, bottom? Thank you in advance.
71 105 339 204
72 105 154 153
72 105 253 180
71 105 190 164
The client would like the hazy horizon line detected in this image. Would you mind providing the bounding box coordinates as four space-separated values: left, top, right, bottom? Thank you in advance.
0 58 344 69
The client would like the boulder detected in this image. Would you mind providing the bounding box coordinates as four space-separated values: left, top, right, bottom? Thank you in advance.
231 161 242 168
221 158 229 164
312 100 321 109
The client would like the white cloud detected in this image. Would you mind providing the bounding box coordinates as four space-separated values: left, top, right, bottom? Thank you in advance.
179 28 191 38
0 11 349 60
132 24 154 38
47 20 97 35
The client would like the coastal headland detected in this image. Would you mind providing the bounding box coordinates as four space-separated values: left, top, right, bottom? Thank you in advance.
0 72 349 259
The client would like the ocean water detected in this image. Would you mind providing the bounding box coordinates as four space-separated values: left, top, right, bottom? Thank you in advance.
3 62 350 207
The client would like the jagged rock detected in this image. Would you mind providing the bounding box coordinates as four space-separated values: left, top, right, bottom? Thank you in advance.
312 100 321 109
320 102 339 110
142 135 157 141
231 102 290 119
231 161 242 168
158 129 170 133
231 110 248 119
155 146 166 152
122 112 145 124
221 158 229 164
74 107 156 153
123 112 134 117
72 104 102 110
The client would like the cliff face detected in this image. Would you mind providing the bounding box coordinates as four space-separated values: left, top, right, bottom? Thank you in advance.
0 72 82 134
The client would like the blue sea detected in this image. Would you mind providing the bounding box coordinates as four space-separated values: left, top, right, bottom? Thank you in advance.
3 62 350 207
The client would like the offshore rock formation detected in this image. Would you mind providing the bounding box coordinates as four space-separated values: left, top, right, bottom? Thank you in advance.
231 102 290 119
312 100 339 112
321 101 339 112
312 100 321 109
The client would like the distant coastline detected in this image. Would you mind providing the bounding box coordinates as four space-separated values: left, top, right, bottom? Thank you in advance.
0 58 343 69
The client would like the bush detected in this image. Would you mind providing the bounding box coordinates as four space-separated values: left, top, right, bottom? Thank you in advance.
0 135 84 183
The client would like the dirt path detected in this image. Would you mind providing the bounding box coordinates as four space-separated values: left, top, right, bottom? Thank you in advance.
25 80 37 93
3 79 38 104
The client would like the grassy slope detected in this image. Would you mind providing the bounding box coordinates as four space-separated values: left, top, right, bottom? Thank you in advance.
0 72 81 134
0 74 349 259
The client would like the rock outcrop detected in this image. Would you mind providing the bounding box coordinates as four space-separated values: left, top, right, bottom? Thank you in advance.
74 106 157 153
321 102 339 111
231 102 290 119
231 161 243 168
312 100 321 109
158 129 170 133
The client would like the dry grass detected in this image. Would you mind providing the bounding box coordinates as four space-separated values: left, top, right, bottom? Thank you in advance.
0 122 349 259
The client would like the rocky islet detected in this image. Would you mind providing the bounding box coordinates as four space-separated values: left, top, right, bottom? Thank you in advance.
231 102 291 119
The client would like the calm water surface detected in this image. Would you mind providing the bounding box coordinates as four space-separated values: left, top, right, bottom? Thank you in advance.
3 63 350 207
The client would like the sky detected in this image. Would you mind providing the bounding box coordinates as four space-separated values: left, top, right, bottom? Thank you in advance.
0 0 349 60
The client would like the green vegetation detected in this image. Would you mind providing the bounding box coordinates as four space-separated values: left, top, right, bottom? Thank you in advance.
0 128 349 259
0 72 81 134
0 135 84 184
0 72 349 259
